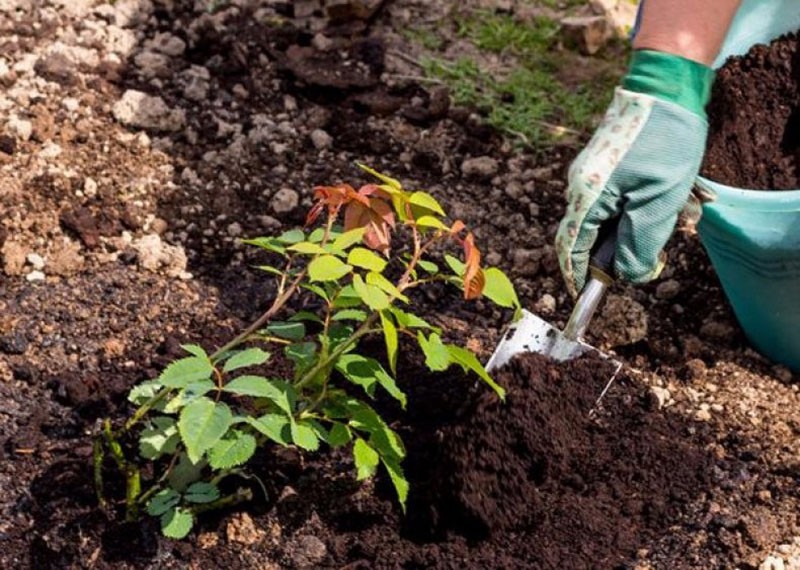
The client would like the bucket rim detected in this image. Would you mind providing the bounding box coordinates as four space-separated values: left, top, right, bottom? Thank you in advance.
696 176 800 212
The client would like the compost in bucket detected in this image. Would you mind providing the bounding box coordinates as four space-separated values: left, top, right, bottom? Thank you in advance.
702 31 800 190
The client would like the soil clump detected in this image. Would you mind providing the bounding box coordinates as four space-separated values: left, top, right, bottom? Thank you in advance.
703 31 800 190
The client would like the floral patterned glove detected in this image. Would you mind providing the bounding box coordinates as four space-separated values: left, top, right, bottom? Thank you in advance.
555 50 714 297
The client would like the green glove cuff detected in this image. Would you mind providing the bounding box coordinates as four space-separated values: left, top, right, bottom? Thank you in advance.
622 49 714 118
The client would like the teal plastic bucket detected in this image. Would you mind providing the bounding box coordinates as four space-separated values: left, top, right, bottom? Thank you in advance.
696 0 800 370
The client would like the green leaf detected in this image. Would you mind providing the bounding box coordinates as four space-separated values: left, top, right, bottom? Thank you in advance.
163 379 215 414
168 453 205 492
307 227 327 243
285 342 318 375
382 456 409 509
246 414 292 445
482 267 520 309
242 236 286 255
128 380 162 405
353 438 380 480
208 430 257 469
300 282 329 301
447 345 506 400
309 255 352 282
184 482 221 504
223 348 270 373
336 353 407 408
139 416 180 460
330 227 367 253
347 247 387 272
159 356 214 389
357 163 403 191
331 308 368 322
332 285 364 309
178 398 233 463
409 191 446 216
380 310 399 376
160 507 194 539
256 265 283 277
414 215 448 230
182 344 208 359
289 311 324 324
352 273 389 311
147 488 180 516
265 321 306 341
417 259 439 274
389 307 435 330
276 229 305 244
288 241 328 255
444 254 465 276
417 332 451 371
291 421 320 451
366 271 408 303
224 376 296 415
326 422 352 448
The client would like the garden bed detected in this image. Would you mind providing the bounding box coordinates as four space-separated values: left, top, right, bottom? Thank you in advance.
3 2 800 569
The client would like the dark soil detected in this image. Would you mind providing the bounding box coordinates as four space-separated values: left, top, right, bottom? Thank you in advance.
4 1 800 569
702 31 800 190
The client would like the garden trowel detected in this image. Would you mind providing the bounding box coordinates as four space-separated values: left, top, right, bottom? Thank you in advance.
486 231 622 408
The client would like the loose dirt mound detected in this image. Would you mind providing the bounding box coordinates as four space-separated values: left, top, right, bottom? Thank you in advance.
394 352 715 568
702 32 800 190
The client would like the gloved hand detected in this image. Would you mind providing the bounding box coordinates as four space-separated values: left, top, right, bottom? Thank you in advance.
555 50 714 297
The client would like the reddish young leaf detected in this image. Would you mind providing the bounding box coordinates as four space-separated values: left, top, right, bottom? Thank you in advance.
343 185 396 255
450 220 466 236
462 232 485 300
306 184 369 227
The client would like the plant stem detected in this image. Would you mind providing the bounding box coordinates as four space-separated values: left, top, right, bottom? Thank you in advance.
93 438 107 509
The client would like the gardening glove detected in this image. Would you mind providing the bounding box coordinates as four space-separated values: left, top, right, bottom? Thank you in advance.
555 50 714 297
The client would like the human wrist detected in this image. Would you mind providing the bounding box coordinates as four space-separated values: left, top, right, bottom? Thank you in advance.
622 49 714 118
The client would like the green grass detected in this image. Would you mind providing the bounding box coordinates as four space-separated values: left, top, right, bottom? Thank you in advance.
418 10 626 148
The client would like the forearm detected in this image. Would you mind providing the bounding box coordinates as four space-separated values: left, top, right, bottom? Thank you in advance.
633 0 742 66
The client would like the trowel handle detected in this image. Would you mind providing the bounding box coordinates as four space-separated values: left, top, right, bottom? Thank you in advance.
588 223 617 285
564 225 618 342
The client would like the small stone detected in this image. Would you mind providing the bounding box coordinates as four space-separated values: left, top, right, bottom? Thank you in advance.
181 65 210 102
271 187 299 214
534 294 557 315
560 15 609 55
83 177 98 197
286 534 327 569
757 490 773 503
197 532 219 549
225 512 265 545
112 89 185 132
131 234 189 278
7 117 32 141
227 222 243 238
133 50 171 78
695 408 711 421
761 557 786 570
103 338 126 358
655 279 680 300
25 270 45 282
26 253 45 270
149 32 186 57
504 181 525 200
149 218 168 235
310 128 333 150
650 386 671 409
62 97 80 112
461 156 499 179
34 52 76 85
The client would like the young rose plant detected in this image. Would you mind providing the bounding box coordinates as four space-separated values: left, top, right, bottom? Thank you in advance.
94 164 520 539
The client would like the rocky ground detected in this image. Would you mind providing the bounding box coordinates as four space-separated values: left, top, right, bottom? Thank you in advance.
1 1 800 569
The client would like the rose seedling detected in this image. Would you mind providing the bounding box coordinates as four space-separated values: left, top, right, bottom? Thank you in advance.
94 164 520 538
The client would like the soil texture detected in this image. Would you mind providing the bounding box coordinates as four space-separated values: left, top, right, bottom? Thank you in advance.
703 31 800 190
4 1 800 569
